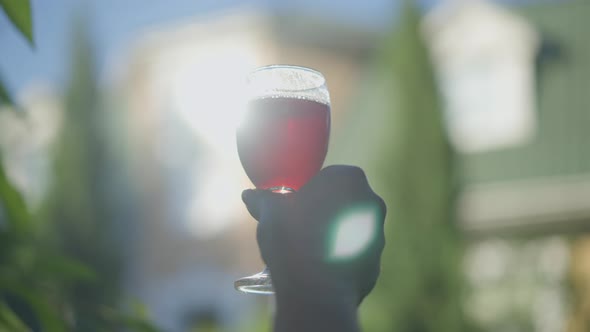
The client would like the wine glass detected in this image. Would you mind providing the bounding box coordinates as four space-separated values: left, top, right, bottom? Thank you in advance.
234 65 331 294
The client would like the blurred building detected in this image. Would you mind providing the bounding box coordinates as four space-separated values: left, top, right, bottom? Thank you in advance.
424 0 590 237
424 1 590 331
115 9 378 331
424 0 539 154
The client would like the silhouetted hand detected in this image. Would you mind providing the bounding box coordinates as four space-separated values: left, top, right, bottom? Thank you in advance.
242 165 386 332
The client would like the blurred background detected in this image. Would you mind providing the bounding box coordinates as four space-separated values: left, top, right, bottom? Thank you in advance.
1 0 589 331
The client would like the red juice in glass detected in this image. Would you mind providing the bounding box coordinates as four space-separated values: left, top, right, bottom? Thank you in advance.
237 97 331 191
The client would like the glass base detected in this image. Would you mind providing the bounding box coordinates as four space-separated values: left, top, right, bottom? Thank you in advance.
234 267 274 295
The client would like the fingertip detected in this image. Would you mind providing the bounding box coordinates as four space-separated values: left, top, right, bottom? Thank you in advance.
376 195 387 220
242 189 263 220
323 165 368 183
242 189 255 204
242 189 288 221
322 164 363 175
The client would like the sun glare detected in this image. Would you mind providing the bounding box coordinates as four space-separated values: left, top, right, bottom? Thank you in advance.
171 38 258 159
165 34 262 237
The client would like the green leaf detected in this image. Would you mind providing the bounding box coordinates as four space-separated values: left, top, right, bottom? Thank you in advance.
1 75 26 112
0 301 29 332
0 0 34 46
0 282 66 332
0 78 13 106
0 155 32 233
36 254 97 282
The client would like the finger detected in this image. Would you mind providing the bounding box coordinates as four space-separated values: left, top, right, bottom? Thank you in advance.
242 189 265 220
242 189 288 221
300 165 371 197
374 194 387 226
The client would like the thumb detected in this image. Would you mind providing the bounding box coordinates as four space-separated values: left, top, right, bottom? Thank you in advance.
242 189 264 221
241 189 283 221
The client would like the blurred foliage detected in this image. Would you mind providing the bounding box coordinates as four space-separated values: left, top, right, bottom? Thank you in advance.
1 155 74 331
33 21 157 332
0 300 30 331
242 307 272 332
0 3 76 326
0 77 13 106
333 2 470 331
0 7 158 331
0 0 32 106
0 156 31 233
35 22 123 331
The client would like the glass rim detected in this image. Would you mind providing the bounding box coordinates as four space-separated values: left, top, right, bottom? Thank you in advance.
247 64 326 92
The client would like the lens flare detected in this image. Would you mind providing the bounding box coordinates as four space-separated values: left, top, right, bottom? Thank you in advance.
326 203 380 262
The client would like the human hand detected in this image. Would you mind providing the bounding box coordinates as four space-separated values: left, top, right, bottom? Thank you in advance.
242 165 386 305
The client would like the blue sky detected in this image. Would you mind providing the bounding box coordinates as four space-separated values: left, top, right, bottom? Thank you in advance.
0 0 555 96
0 0 396 96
